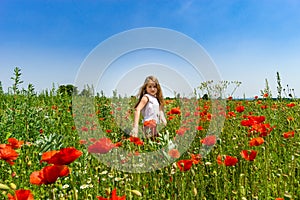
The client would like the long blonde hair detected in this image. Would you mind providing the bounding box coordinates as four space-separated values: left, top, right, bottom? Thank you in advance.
135 76 164 109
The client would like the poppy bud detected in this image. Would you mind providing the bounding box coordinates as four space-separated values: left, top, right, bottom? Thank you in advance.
0 183 10 190
9 183 17 190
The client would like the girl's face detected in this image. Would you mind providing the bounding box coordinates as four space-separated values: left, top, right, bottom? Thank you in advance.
146 80 157 96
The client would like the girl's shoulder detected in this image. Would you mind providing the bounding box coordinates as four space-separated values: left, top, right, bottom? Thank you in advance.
141 95 149 102
144 94 159 104
144 93 156 99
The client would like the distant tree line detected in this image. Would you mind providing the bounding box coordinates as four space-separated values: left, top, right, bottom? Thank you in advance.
57 84 95 96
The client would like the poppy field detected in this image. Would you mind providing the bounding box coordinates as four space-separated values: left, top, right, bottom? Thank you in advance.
0 70 299 200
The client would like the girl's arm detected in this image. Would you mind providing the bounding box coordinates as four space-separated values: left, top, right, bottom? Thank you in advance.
131 96 148 136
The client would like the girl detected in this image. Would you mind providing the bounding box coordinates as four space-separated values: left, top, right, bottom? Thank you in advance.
131 76 167 138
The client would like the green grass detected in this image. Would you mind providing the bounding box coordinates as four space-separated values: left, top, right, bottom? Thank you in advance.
0 89 299 200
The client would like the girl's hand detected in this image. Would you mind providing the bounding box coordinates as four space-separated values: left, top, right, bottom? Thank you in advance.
130 126 138 137
160 118 167 126
162 116 167 126
159 110 167 126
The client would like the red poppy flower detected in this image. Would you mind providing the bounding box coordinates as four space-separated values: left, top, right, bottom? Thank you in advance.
263 93 268 98
30 165 69 185
193 111 200 117
165 100 173 105
176 127 189 136
190 154 201 164
216 155 223 165
227 111 236 118
260 105 268 109
286 103 295 108
177 159 193 171
41 147 82 165
29 170 49 185
241 150 257 161
81 126 89 132
79 139 87 145
88 138 116 154
115 141 122 147
201 112 212 121
196 126 204 131
168 149 180 159
241 115 265 127
283 131 295 138
200 135 216 146
128 137 144 146
168 116 175 120
240 119 253 127
249 137 264 147
224 156 238 166
40 150 58 163
0 144 19 165
7 138 24 149
184 112 191 117
90 126 97 131
7 189 34 200
271 104 278 110
106 129 112 133
217 155 238 166
167 107 181 115
235 105 245 113
143 119 156 128
256 100 262 104
249 123 273 137
96 188 126 200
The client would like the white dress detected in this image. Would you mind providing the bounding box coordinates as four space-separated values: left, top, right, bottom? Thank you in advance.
141 94 160 124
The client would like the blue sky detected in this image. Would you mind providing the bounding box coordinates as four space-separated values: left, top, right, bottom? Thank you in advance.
1 0 300 98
